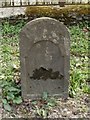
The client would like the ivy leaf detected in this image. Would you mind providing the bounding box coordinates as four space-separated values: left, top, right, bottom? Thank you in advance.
3 103 11 111
8 87 20 92
2 99 8 104
13 96 22 104
7 93 14 100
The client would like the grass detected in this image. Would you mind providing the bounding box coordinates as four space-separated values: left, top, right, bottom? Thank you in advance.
0 20 90 112
69 21 90 96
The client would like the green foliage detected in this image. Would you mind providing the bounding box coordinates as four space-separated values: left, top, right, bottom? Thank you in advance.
32 92 57 118
42 91 48 100
37 108 48 118
2 99 11 111
83 85 90 93
69 21 90 97
1 21 24 111
1 78 22 111
0 20 89 112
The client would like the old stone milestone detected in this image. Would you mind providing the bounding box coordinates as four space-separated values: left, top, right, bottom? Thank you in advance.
19 17 70 99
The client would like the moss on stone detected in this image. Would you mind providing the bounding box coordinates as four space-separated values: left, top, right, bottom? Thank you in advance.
25 5 90 17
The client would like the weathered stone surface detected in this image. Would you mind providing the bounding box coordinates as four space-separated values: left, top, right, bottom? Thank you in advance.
19 17 70 99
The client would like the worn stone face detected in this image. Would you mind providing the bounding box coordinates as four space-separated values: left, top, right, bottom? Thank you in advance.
19 17 70 99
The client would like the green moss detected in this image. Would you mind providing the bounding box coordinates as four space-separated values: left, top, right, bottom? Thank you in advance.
25 5 90 17
25 6 57 17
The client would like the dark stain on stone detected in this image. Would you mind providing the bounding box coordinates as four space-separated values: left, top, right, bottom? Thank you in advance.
30 67 64 80
58 87 61 89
